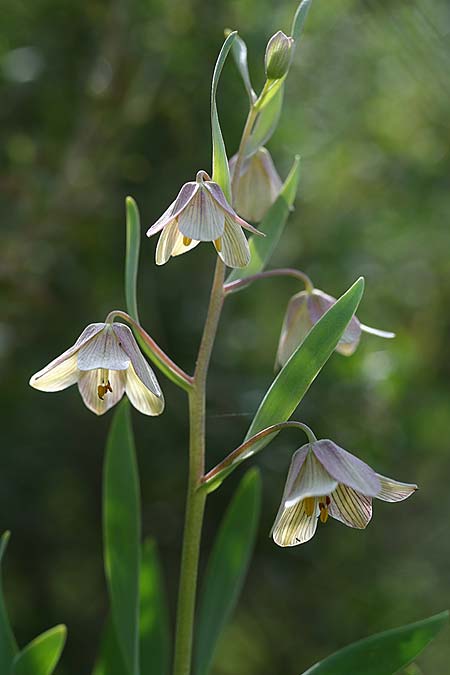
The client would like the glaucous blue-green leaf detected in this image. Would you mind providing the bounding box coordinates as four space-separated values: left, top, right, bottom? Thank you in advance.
291 0 314 42
195 468 262 675
13 625 66 675
91 619 128 675
244 84 284 158
104 402 141 675
0 531 17 674
245 278 364 448
227 155 300 284
125 196 141 323
211 31 236 200
300 611 449 675
140 538 171 675
229 31 256 104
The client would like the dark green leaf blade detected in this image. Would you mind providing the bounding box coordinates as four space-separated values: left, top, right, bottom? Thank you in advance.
227 155 301 284
103 402 141 675
13 625 67 675
140 538 171 675
195 468 262 675
0 531 17 674
245 278 364 448
125 196 141 323
300 611 449 675
91 619 128 675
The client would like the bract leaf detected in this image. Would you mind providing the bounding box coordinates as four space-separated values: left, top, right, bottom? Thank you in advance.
0 531 17 674
300 611 449 675
229 32 256 104
12 625 67 675
195 468 262 675
211 31 237 200
227 155 300 284
103 402 141 675
140 538 171 675
125 196 141 323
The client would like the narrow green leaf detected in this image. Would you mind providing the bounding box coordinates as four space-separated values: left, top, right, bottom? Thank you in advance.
125 196 141 323
0 531 17 674
13 625 67 675
92 618 128 675
227 156 301 284
211 31 237 200
103 402 141 675
301 611 449 675
245 278 365 448
291 0 313 43
228 32 256 104
195 468 262 675
244 84 284 158
140 538 171 675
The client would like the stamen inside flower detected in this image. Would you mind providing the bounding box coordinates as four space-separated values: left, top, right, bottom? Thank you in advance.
304 496 315 517
319 495 331 524
183 236 192 246
214 238 222 252
97 369 113 400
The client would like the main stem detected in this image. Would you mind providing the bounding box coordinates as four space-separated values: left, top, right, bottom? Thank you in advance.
172 259 226 675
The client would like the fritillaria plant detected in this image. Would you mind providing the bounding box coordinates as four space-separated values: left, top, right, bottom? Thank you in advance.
7 2 445 675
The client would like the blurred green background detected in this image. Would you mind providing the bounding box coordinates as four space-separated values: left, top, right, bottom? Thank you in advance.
1 0 449 672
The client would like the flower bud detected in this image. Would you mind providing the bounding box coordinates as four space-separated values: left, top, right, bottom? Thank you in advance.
265 31 294 80
229 147 282 222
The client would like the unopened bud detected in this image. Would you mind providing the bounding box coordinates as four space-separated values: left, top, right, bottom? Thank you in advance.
265 31 294 80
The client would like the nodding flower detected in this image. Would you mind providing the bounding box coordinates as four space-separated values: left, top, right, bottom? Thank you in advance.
271 439 417 547
229 147 282 223
29 322 164 416
146 170 263 268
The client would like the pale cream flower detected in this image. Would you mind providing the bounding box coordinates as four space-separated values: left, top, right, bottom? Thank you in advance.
271 440 417 547
29 322 164 416
146 170 262 268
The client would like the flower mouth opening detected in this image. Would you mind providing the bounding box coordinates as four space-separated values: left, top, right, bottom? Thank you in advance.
97 369 113 400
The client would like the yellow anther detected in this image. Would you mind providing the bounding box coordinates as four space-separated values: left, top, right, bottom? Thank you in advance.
304 497 315 517
319 503 329 524
97 376 112 400
214 237 222 252
183 236 192 246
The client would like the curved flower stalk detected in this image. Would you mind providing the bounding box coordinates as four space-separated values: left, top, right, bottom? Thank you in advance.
229 147 282 222
146 170 263 268
271 439 417 546
29 322 164 416
276 287 395 368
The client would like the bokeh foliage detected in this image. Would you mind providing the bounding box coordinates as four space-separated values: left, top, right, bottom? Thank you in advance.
0 0 449 673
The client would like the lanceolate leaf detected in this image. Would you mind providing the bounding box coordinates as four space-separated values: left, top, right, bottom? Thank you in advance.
0 531 17 674
211 31 237 200
13 626 67 675
300 611 449 675
103 402 141 675
245 278 365 450
229 32 256 104
195 469 262 675
140 539 171 675
125 196 141 324
291 0 314 43
227 155 301 284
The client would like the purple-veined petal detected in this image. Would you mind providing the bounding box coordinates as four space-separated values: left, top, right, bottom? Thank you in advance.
29 323 105 390
147 182 198 238
146 200 176 237
205 181 264 236
375 474 418 502
29 353 79 392
230 148 283 222
308 290 361 356
329 484 372 529
125 362 165 416
171 232 200 257
178 186 225 241
77 325 129 371
271 498 318 547
112 324 162 397
312 440 381 497
78 368 126 415
285 450 338 507
276 291 313 368
217 217 250 268
275 445 309 507
155 219 180 265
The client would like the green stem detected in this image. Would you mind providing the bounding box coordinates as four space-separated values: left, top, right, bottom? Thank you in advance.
223 268 314 295
172 259 226 675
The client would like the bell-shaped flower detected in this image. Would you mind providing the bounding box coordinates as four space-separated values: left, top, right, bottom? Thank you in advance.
271 439 417 546
29 322 164 416
276 288 394 368
229 147 282 222
146 170 262 268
